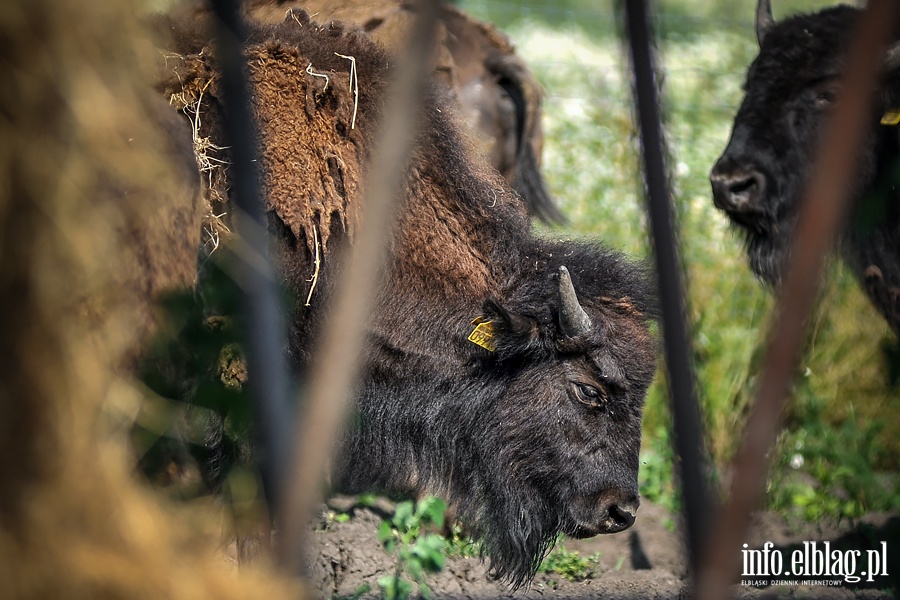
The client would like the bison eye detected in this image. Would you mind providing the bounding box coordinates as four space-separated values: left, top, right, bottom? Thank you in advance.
570 382 607 409
814 87 838 109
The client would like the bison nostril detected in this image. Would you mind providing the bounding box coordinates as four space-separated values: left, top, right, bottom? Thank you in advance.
596 493 639 534
710 168 765 213
608 502 637 531
728 175 757 197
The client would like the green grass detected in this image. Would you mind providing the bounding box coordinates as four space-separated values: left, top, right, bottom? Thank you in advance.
459 0 842 36
457 1 900 521
538 544 602 581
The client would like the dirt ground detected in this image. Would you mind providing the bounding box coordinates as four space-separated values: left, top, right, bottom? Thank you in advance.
304 497 899 599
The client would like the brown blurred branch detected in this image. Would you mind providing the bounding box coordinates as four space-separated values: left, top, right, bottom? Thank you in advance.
276 0 444 576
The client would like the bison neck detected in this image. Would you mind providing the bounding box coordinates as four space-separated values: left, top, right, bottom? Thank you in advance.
330 364 497 503
842 126 900 335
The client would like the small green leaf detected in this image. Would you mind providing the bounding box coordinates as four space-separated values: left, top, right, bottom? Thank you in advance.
407 559 425 583
377 575 397 600
393 500 414 530
397 578 413 599
415 496 447 529
418 582 433 600
378 576 413 600
413 534 446 572
378 520 394 543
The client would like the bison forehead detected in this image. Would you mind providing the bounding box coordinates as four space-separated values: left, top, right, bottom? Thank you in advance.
593 311 656 382
747 6 858 96
549 300 655 388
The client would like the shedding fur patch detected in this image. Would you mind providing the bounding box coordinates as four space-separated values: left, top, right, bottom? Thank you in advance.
159 36 365 257
247 41 363 253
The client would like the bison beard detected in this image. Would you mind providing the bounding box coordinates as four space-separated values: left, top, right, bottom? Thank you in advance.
155 9 657 587
710 0 900 334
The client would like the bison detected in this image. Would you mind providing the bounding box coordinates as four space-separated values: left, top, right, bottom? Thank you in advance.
155 8 657 587
174 0 564 224
710 0 900 334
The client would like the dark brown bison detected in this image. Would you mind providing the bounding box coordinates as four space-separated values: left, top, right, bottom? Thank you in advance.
174 0 564 223
155 8 657 587
710 0 900 334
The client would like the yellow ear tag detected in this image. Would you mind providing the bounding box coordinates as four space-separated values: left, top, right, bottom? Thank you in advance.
468 317 496 352
881 110 900 126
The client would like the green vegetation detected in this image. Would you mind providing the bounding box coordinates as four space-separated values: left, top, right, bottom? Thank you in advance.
460 0 839 35
377 497 449 599
442 522 482 558
538 544 602 581
460 0 900 522
637 424 680 516
374 499 604 594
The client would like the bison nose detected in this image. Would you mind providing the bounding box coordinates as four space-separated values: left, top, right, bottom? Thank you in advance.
599 493 639 534
710 162 766 214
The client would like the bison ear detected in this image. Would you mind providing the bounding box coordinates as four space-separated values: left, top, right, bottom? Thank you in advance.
756 0 775 47
474 299 541 357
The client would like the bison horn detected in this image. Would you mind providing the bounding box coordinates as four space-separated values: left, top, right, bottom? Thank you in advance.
756 0 774 46
558 266 592 338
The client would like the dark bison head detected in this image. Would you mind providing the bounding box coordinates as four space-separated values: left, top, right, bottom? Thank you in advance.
338 248 657 588
710 0 900 287
447 257 656 585
485 266 645 515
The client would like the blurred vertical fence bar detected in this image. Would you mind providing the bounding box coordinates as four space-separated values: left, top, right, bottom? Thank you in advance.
208 0 293 522
621 0 711 576
276 0 444 576
696 1 900 598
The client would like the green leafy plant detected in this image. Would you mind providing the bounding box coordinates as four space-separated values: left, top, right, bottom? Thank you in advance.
377 497 448 600
322 509 352 528
538 543 601 582
442 522 481 558
768 417 900 523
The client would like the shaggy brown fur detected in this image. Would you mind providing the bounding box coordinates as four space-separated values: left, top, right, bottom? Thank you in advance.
158 12 385 257
0 1 303 597
172 0 562 223
155 10 524 362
